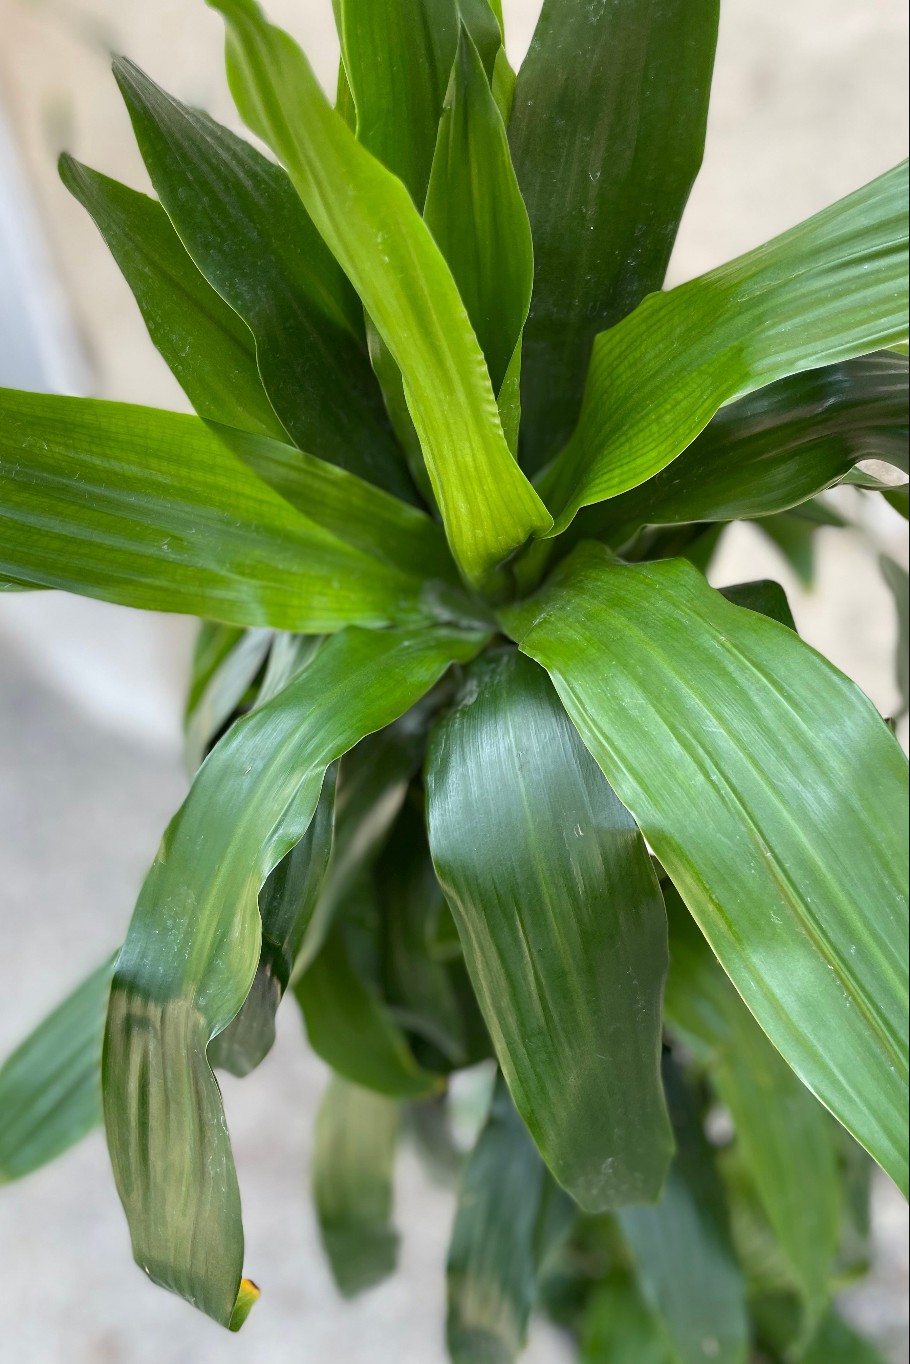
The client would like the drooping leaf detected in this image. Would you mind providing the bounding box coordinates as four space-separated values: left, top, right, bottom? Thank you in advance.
0 392 431 630
333 0 458 204
58 155 286 441
504 546 909 1193
617 1060 749 1364
664 884 840 1334
209 0 552 587
508 0 719 471
183 628 273 772
113 58 413 501
580 1273 669 1364
426 648 672 1209
312 1073 400 1296
879 554 910 718
0 957 115 1182
208 769 337 1076
104 624 484 1327
542 161 910 528
568 353 909 548
446 1076 548 1364
424 25 534 409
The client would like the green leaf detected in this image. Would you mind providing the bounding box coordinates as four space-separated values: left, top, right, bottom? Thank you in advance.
424 25 534 403
312 1074 400 1296
183 628 273 772
718 579 796 631
664 885 840 1334
334 0 457 204
208 768 337 1076
568 353 909 547
543 161 910 528
801 1311 889 1364
883 484 909 519
112 58 413 501
426 648 672 1209
879 554 909 718
580 1274 670 1364
0 392 435 630
58 155 286 442
208 0 552 587
103 624 483 1327
504 546 909 1193
617 1060 749 1364
508 0 719 471
755 511 820 588
0 957 115 1182
446 1076 548 1364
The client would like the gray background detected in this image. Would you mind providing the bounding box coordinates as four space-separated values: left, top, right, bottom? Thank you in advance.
0 1 907 1360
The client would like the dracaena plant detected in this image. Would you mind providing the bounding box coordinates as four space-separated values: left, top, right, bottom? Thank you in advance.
0 0 907 1358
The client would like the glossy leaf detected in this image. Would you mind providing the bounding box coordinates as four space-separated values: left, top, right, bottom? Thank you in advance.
424 25 534 400
209 0 552 586
296 911 441 1100
446 1076 548 1364
0 392 429 630
543 161 910 528
570 353 909 547
617 1060 749 1364
209 769 337 1076
580 1274 669 1364
426 648 672 1209
333 0 457 203
664 885 840 1331
312 1074 400 1296
509 0 719 471
505 546 909 1192
113 58 413 500
59 155 285 441
0 957 114 1182
104 624 483 1327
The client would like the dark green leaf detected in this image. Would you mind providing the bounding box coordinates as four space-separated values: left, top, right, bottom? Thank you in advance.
446 1076 548 1364
104 624 483 1326
426 648 672 1210
59 155 286 441
719 580 796 631
509 0 719 471
0 957 114 1182
424 25 533 408
543 162 909 527
0 392 430 630
334 0 457 204
801 1312 889 1364
504 546 909 1193
754 511 819 587
312 1073 400 1296
113 58 413 500
569 354 909 547
580 1273 669 1364
210 0 552 586
883 484 909 518
617 1060 749 1364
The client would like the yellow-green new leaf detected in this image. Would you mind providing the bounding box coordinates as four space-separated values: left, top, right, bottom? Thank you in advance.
104 624 484 1327
208 0 552 586
504 546 909 1193
543 162 910 528
426 648 672 1209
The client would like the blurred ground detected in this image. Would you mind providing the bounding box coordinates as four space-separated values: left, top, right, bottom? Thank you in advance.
0 1 907 1361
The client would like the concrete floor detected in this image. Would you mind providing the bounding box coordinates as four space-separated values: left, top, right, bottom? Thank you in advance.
0 1 907 1360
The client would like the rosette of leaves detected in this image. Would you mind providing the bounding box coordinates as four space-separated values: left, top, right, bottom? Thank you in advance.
1 1 907 1359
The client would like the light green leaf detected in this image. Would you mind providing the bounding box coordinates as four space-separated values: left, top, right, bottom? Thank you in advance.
104 624 483 1327
426 648 672 1209
664 885 840 1334
334 0 457 204
446 1076 548 1364
509 0 719 471
580 1274 670 1364
568 353 909 548
0 392 432 630
424 25 533 403
113 58 413 501
543 161 909 527
504 546 909 1193
618 1060 749 1364
58 155 286 441
0 957 115 1183
208 0 552 587
312 1074 400 1296
183 628 273 773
